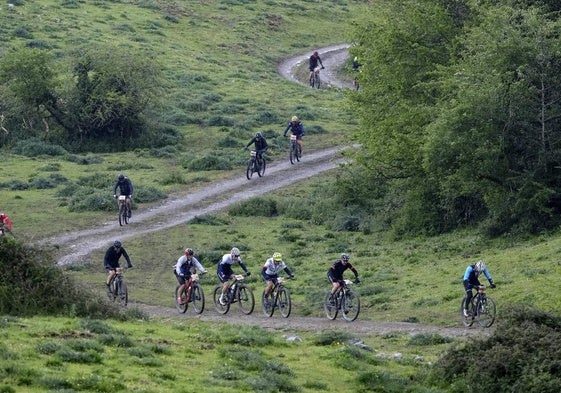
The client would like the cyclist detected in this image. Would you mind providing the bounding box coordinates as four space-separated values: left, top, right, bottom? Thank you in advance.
327 253 360 300
262 252 294 298
463 260 496 317
283 115 305 149
104 240 133 293
0 212 13 234
174 248 207 304
351 56 361 90
308 51 324 86
113 173 134 218
244 132 269 161
217 247 251 305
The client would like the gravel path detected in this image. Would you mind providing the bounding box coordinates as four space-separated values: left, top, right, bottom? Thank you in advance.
43 45 490 338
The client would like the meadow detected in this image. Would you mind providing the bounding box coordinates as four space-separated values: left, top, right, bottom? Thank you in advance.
1 1 561 392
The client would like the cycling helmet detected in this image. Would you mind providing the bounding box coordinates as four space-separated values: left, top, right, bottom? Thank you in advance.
340 253 350 262
118 174 125 181
255 132 262 139
231 247 240 257
184 248 194 256
291 115 298 122
0 213 5 220
313 51 319 56
475 260 486 273
114 240 122 248
273 252 282 262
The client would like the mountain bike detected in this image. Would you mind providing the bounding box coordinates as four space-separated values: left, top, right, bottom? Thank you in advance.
261 276 292 318
324 279 360 322
289 134 302 164
246 150 266 180
213 274 255 315
460 284 496 328
175 273 205 314
309 66 324 89
106 267 128 306
116 195 130 226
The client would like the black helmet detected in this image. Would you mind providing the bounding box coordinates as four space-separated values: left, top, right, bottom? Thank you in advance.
341 253 350 262
118 174 125 181
255 132 262 139
114 240 122 248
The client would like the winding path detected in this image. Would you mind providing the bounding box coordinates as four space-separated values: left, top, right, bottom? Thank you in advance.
44 45 489 338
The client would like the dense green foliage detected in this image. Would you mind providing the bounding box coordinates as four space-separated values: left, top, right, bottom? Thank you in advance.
0 238 129 319
346 0 561 237
432 305 561 392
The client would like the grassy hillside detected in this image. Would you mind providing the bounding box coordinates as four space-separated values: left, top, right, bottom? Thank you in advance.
0 0 362 237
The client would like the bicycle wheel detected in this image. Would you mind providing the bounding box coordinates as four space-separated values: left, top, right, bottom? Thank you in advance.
460 297 475 327
341 291 360 322
106 281 115 301
324 291 338 320
246 159 254 180
119 203 126 226
213 286 230 314
313 73 321 89
289 144 296 165
476 296 496 328
117 280 128 307
278 287 291 318
237 285 255 315
257 158 266 177
175 285 188 313
262 291 275 317
191 283 205 314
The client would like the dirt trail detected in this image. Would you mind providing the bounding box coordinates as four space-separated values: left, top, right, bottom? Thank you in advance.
43 45 489 338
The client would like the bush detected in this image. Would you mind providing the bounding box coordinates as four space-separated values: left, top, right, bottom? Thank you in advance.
0 239 121 318
431 304 561 392
11 138 68 157
228 197 278 217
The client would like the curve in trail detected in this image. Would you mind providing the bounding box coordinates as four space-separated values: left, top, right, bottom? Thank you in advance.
278 43 352 88
48 146 346 265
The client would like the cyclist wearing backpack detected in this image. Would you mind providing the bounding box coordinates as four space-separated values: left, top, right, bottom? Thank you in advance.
463 260 496 317
113 173 134 218
174 248 207 304
244 132 269 160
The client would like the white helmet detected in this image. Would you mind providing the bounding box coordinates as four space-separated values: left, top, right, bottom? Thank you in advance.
475 260 486 273
231 247 240 257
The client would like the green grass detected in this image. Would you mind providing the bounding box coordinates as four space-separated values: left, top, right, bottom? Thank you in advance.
0 315 453 392
2 1 561 391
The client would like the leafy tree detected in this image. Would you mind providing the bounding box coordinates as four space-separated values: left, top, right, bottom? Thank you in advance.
0 45 163 152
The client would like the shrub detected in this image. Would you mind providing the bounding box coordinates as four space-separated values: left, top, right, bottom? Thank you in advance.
11 138 68 157
431 304 561 392
228 197 278 217
183 154 235 171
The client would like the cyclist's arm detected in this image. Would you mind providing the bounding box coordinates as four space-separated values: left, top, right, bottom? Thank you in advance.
127 179 133 197
238 259 249 274
482 268 493 282
112 182 119 195
192 257 206 274
283 123 291 137
121 248 132 267
283 266 294 277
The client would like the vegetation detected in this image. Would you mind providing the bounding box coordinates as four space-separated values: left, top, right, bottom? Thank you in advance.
1 0 561 392
347 0 561 237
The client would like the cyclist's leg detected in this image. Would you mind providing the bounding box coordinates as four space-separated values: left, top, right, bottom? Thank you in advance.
126 197 132 217
106 267 116 286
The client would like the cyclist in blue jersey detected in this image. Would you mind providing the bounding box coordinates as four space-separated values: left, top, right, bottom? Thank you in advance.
463 260 496 317
217 247 250 305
